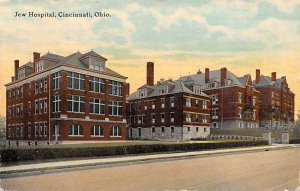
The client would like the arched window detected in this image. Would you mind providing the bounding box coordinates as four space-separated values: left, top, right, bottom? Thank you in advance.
110 126 121 137
91 125 103 137
69 124 83 136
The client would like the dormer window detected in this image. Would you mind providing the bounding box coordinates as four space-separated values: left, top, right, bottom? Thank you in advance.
207 82 216 88
139 89 147 98
225 80 232 86
193 85 202 94
89 59 105 71
18 68 26 80
35 60 44 73
159 85 167 94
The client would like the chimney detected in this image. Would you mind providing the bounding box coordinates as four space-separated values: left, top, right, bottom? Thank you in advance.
221 67 227 86
205 68 209 83
126 83 130 96
146 62 154 86
33 52 40 73
271 72 276 81
14 60 19 80
255 69 260 84
197 69 202 74
11 76 15 82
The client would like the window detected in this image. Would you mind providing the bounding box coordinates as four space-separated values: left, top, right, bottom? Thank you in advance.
91 125 103 137
89 60 105 71
8 107 12 118
187 127 190 132
35 100 39 114
90 98 105 115
196 100 199 107
159 86 167 94
193 85 202 94
212 122 218 128
35 60 44 72
170 112 175 123
202 115 207 123
69 124 83 136
208 82 216 88
53 95 61 112
34 123 38 137
44 78 48 92
238 93 242 103
39 79 43 93
20 86 23 98
8 90 12 100
186 98 191 107
253 97 256 106
253 110 256 120
161 98 165 108
35 81 39 94
202 100 207 109
161 127 165 133
139 89 146 98
110 126 121 137
212 109 218 119
137 115 142 125
16 124 20 138
7 125 11 137
152 101 156 109
238 107 243 118
28 102 31 116
44 99 48 113
152 127 155 137
195 114 199 122
44 122 48 136
39 100 43 114
109 101 122 116
67 72 85 90
67 95 85 113
152 114 156 124
196 127 199 132
142 115 146 124
28 82 32 96
171 127 174 137
204 128 207 132
212 95 219 105
144 101 147 110
239 122 243 128
18 68 26 80
20 124 24 138
89 76 105 93
20 104 23 116
28 123 31 137
39 122 43 137
170 97 175 107
161 113 165 123
109 80 123 96
52 72 61 90
186 113 192 122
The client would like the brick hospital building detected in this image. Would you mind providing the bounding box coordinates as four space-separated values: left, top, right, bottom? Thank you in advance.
5 51 129 146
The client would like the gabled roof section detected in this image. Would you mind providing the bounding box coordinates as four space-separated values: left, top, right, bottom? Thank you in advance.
237 74 252 86
41 53 64 62
128 79 209 100
180 68 244 88
18 61 33 69
80 51 108 61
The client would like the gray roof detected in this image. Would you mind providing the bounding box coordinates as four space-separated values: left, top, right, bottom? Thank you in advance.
80 51 108 61
128 79 209 100
53 51 125 78
237 74 250 86
18 61 33 69
253 75 282 88
179 68 245 90
41 53 64 62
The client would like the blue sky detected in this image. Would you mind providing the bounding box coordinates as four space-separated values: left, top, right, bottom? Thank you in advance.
0 0 299 116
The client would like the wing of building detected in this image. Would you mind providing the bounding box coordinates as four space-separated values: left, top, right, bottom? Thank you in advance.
5 51 129 146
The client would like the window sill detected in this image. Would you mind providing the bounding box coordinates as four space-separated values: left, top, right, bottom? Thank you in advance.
67 111 85 114
68 135 84 137
110 136 122 138
89 91 105 94
91 135 104 137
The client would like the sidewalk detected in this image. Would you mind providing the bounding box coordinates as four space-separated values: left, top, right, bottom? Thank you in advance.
0 144 296 176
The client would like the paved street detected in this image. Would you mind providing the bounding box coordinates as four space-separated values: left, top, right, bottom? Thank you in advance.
1 148 300 191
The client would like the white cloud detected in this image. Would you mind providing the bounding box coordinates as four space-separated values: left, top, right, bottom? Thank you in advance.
264 0 300 14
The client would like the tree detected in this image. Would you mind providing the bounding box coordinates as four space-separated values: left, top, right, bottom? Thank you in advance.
293 111 300 139
0 115 6 144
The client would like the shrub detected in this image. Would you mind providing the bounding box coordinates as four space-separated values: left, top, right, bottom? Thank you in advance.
290 139 300 144
0 140 267 163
